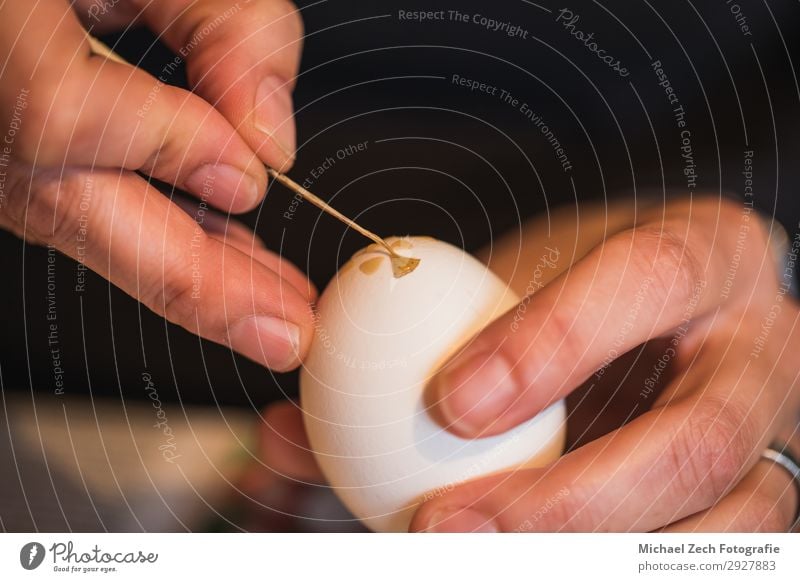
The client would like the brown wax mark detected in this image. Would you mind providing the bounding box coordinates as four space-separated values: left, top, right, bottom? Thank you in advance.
265 168 421 278
359 257 384 275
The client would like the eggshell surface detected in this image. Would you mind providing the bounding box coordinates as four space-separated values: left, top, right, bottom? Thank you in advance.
300 237 566 532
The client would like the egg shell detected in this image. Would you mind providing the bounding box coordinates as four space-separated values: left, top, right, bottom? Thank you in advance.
300 237 566 532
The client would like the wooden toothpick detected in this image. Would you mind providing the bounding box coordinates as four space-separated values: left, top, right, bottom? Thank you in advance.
266 168 420 277
84 32 420 278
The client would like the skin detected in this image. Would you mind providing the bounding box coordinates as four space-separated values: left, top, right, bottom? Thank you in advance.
0 0 315 372
2 2 796 533
258 196 800 532
413 197 800 532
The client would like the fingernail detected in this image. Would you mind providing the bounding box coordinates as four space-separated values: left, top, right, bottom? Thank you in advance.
229 316 301 372
254 76 296 165
435 350 518 436
185 163 260 210
424 507 498 533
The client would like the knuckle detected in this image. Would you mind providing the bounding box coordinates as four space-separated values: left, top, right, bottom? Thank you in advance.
534 309 583 369
10 170 86 247
620 224 703 309
186 0 303 85
0 164 30 234
507 307 583 394
670 397 753 504
15 76 83 165
192 0 303 48
130 91 182 174
12 97 52 164
140 257 202 332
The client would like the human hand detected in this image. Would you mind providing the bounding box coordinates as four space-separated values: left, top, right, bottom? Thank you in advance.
413 196 800 532
252 197 799 532
0 0 313 370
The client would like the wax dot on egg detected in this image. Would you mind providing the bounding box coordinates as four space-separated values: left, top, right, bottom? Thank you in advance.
359 256 384 275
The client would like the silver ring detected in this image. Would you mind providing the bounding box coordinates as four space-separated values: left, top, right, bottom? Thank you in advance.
761 443 800 531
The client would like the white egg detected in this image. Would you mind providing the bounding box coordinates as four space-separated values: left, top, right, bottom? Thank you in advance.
300 236 566 532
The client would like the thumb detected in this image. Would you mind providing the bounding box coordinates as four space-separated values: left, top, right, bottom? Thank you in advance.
426 202 754 438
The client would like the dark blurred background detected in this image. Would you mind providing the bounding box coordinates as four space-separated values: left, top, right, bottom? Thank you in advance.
2 0 800 410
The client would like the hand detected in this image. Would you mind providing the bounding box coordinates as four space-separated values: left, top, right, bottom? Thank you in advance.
413 196 800 532
253 196 799 532
0 0 314 370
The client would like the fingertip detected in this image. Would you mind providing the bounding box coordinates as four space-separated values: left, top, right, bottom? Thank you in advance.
228 287 315 372
260 402 325 483
409 501 437 532
410 502 497 533
227 315 298 372
409 497 456 532
214 245 315 372
184 162 267 213
428 350 520 439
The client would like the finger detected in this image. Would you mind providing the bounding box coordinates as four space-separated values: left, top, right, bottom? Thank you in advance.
172 195 317 301
2 165 313 371
428 198 775 438
663 458 799 532
74 0 139 32
412 334 799 532
172 194 268 250
204 220 316 302
247 245 316 302
4 0 266 212
136 0 303 168
260 401 324 483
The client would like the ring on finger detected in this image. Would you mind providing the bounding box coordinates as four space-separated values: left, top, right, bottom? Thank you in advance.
761 442 800 531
